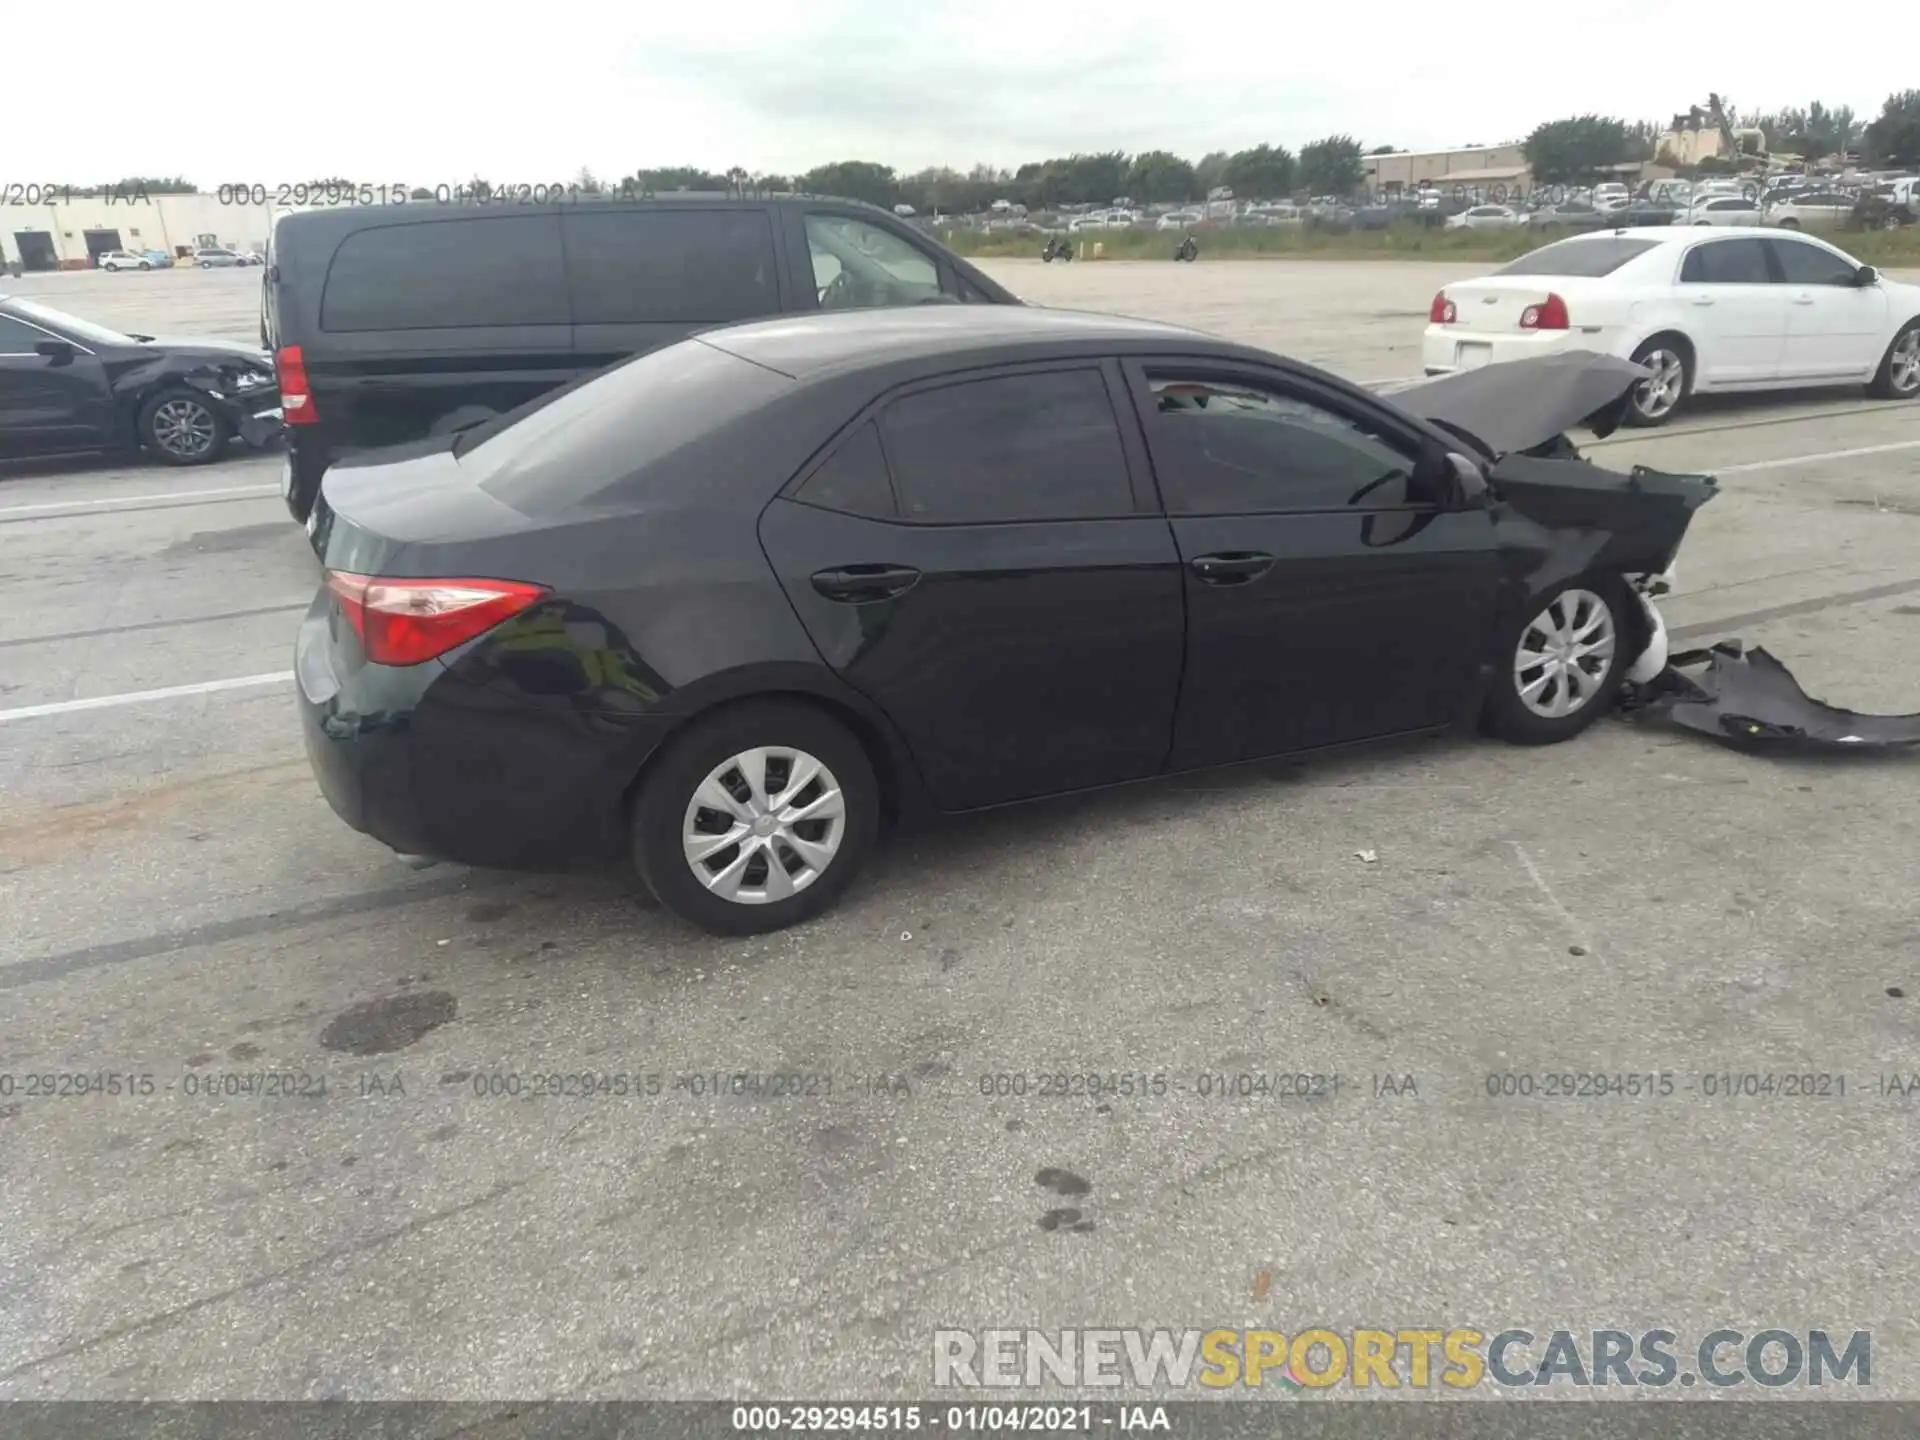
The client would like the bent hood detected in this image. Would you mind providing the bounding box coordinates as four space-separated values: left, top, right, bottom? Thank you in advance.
1389 350 1652 455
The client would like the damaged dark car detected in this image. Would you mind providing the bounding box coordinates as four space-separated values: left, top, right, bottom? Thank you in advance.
296 308 1716 935
0 295 281 465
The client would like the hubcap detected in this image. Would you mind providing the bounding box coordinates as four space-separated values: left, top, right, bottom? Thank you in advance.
152 399 216 456
1514 589 1617 719
1891 329 1920 396
1633 350 1685 418
682 746 846 905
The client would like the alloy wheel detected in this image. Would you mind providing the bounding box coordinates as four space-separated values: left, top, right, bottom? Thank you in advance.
151 398 217 458
1890 328 1920 396
1633 349 1686 420
682 746 846 904
1513 589 1617 719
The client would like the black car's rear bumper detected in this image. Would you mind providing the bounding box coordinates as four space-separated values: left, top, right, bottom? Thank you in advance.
295 606 672 871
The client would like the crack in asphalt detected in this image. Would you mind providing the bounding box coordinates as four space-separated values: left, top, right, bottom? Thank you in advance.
0 873 478 989
0 602 309 651
0 1181 523 1384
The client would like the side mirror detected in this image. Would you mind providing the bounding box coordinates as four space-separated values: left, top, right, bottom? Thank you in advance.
1855 265 1878 287
34 339 76 366
1446 452 1491 508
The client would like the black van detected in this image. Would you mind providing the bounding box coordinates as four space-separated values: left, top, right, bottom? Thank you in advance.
262 196 1020 522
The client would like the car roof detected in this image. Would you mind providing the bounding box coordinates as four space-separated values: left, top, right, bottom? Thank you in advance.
692 305 1221 379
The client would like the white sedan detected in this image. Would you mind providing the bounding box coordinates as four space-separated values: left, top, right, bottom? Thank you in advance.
1421 226 1920 425
1447 204 1521 230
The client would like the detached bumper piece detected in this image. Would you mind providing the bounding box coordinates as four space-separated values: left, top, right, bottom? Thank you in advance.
1622 641 1920 751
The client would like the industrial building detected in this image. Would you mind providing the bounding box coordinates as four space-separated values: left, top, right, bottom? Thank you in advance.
1 192 273 269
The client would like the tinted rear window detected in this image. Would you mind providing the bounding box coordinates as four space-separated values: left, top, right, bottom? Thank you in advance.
563 209 780 324
1496 237 1660 277
321 215 568 331
459 338 789 511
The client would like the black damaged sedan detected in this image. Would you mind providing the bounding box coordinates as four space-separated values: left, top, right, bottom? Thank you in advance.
0 295 281 464
297 307 1715 935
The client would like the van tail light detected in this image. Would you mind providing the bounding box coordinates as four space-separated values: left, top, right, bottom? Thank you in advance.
1429 291 1457 324
324 571 548 667
275 344 317 425
1520 293 1570 330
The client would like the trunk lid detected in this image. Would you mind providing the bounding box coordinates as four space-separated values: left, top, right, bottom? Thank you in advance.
1439 276 1602 335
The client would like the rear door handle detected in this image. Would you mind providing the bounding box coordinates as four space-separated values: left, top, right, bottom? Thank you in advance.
1188 551 1275 585
1791 293 1815 305
810 564 922 602
1692 295 1716 306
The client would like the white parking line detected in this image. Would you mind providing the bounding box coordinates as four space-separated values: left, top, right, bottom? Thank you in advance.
0 483 278 519
1713 438 1920 475
0 672 293 724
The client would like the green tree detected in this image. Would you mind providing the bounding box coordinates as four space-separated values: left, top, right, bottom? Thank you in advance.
1862 91 1919 166
1297 135 1364 196
1523 115 1634 184
95 175 196 194
1221 144 1296 199
1194 150 1230 194
1125 150 1197 203
624 166 728 194
409 187 435 200
798 160 899 207
1369 144 1397 155
574 167 603 195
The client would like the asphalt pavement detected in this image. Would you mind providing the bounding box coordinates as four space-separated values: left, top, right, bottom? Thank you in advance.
1 262 1917 1401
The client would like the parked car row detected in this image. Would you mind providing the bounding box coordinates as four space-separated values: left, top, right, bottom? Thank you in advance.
96 246 264 271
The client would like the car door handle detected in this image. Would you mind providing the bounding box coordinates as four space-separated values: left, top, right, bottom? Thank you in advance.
810 564 922 602
1791 293 1815 305
1188 551 1275 584
1692 295 1715 306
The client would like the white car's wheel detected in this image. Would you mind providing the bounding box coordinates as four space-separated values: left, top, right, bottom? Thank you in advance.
1869 320 1920 400
1624 337 1692 426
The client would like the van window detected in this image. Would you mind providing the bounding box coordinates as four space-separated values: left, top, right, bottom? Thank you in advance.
563 209 780 324
321 215 568 331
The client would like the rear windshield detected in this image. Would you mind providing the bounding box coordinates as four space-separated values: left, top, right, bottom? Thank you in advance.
457 338 790 511
1496 237 1660 278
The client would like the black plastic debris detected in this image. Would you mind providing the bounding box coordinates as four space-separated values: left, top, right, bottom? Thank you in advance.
1621 640 1920 751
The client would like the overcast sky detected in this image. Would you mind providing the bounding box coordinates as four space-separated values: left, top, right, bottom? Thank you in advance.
11 0 1915 184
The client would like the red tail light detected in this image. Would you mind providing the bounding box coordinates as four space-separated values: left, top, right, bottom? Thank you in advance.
1519 293 1570 330
276 344 317 425
1429 291 1457 324
324 571 548 667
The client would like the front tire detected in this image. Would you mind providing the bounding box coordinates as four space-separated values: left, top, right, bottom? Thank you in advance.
1868 319 1920 400
139 387 230 465
1482 577 1631 745
1623 335 1691 427
633 700 879 936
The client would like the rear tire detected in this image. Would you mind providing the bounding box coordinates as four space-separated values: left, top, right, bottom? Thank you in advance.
633 700 879 936
1622 335 1691 427
1482 576 1632 746
1868 319 1920 400
1777 217 1800 229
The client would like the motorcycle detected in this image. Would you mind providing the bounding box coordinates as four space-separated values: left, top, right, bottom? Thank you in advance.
1173 232 1199 262
1041 236 1075 263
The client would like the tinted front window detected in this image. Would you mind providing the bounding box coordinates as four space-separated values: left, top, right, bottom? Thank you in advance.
563 209 779 324
1497 237 1660 277
1146 376 1421 515
880 369 1133 523
0 315 48 352
321 215 568 331
1680 239 1772 284
1770 238 1858 285
793 422 896 518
